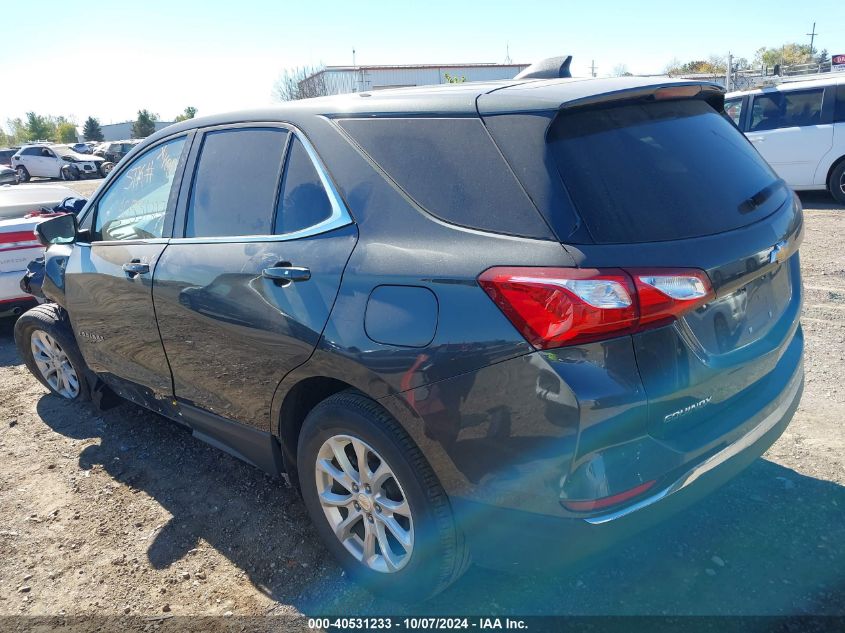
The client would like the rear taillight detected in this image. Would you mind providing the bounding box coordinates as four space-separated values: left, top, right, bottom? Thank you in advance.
478 266 713 349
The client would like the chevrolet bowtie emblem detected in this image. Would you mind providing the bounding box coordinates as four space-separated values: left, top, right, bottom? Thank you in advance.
768 240 788 265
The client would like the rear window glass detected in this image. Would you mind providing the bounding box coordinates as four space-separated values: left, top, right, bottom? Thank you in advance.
338 117 551 239
549 100 787 244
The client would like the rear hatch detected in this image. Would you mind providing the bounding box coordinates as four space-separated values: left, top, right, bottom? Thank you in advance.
481 80 803 440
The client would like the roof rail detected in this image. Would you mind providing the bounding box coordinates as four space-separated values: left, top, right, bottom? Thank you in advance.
514 56 573 80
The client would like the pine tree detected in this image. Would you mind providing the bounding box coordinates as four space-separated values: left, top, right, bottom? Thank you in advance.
131 110 157 139
83 117 104 141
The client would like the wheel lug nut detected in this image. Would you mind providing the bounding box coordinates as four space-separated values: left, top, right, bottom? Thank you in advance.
367 514 374 523
352 483 359 492
365 485 371 494
353 502 360 510
375 504 381 513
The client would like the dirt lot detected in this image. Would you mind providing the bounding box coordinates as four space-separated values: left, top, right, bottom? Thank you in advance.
0 182 843 621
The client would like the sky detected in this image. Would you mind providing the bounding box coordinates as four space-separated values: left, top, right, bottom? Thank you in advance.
2 0 843 130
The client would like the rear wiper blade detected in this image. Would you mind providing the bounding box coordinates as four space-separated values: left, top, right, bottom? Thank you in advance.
738 179 786 214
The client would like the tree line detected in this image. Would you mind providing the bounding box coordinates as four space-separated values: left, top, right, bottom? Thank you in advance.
663 42 832 77
1 107 197 147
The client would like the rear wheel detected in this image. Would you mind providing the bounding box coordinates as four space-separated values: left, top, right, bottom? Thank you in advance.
15 165 30 182
829 161 845 205
14 304 89 402
100 162 114 177
297 391 469 601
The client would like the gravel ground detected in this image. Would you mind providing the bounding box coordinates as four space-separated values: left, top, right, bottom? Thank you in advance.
0 182 843 620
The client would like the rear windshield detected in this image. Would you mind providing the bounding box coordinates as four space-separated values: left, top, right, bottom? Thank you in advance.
549 99 787 243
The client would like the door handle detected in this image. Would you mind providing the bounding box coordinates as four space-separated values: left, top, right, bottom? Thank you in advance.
749 136 765 143
122 261 150 277
262 265 311 285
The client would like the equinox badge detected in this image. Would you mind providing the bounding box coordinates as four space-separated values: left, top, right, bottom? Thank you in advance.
664 396 712 423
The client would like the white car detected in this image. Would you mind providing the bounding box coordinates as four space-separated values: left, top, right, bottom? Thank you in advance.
0 183 80 315
11 144 104 182
726 75 845 204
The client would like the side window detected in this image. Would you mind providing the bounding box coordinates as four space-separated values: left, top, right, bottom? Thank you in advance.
724 98 743 127
22 148 40 156
42 148 55 158
750 89 824 131
274 137 333 234
835 84 845 123
185 128 287 238
94 136 186 241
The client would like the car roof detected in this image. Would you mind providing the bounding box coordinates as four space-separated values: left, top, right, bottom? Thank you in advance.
136 75 722 151
727 74 845 98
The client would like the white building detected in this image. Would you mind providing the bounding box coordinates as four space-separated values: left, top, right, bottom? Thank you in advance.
302 63 529 95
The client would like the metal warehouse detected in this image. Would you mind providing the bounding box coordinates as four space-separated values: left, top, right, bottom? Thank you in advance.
302 63 529 95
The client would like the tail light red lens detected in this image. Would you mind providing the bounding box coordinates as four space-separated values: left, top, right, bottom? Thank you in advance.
478 266 713 350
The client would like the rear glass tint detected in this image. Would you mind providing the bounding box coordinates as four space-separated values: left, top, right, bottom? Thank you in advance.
338 117 551 239
549 100 787 244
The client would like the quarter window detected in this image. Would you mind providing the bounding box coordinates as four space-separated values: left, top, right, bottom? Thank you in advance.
186 128 288 238
750 89 824 131
274 137 333 234
94 137 186 241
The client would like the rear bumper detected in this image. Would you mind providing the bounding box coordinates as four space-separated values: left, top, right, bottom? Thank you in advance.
453 359 803 571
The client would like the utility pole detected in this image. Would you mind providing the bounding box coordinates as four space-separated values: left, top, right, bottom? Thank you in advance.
726 52 732 92
590 59 597 77
807 22 818 53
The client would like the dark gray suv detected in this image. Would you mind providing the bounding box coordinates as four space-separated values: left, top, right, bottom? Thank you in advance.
15 68 804 600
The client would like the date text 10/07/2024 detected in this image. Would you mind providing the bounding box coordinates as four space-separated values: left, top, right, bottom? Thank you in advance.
307 617 529 630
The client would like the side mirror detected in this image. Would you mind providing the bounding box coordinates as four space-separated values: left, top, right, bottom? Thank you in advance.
35 213 78 247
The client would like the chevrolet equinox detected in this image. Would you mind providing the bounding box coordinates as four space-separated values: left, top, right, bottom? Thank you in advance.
15 61 804 601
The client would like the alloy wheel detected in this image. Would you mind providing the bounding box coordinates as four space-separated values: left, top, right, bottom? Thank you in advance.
314 434 414 573
30 331 80 399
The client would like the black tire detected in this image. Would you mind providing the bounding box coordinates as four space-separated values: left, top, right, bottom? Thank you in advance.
100 162 114 177
297 391 469 601
14 304 89 402
15 165 30 183
829 160 845 205
60 165 80 181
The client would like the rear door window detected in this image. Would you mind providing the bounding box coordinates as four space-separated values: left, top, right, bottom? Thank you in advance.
835 83 845 123
749 88 824 131
186 127 288 238
549 99 787 244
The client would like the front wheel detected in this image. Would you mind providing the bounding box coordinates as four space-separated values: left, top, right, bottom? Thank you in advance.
100 162 114 177
829 161 845 205
14 304 89 401
297 391 469 601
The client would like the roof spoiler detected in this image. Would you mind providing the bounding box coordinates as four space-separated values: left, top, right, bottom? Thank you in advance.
514 56 573 80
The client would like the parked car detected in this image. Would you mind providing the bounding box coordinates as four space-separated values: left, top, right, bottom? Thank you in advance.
0 183 79 220
0 166 18 185
0 184 80 317
15 66 804 601
94 139 141 175
0 147 19 167
726 75 845 203
11 144 105 182
70 143 93 154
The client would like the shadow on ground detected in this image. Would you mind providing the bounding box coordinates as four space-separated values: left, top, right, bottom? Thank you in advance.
0 317 21 367
33 392 845 617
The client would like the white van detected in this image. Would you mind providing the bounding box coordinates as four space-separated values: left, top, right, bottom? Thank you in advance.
726 75 845 203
